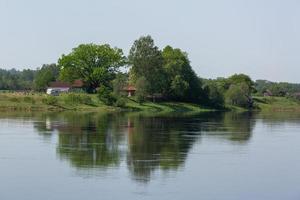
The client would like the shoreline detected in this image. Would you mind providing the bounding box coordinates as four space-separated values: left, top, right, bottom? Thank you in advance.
1 93 300 114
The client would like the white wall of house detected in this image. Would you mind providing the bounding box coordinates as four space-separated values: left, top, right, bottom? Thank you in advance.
47 87 70 93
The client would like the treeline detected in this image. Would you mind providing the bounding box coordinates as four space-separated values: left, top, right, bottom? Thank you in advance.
0 64 59 91
1 35 298 109
255 80 300 96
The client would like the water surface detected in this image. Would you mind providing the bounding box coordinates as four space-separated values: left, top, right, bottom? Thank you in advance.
0 111 300 200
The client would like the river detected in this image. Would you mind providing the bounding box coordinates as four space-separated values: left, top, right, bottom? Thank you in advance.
0 111 300 200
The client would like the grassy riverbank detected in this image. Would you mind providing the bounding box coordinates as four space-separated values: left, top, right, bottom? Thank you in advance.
0 93 211 113
1 93 300 113
254 96 300 112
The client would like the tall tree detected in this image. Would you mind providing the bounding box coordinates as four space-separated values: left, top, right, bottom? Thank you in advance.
58 44 126 92
128 36 166 95
162 45 205 103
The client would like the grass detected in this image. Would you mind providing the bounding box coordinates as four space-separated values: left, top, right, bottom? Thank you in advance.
0 93 212 113
2 92 299 113
254 96 300 112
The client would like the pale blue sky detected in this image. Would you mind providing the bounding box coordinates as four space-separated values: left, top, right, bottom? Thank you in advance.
1 0 299 82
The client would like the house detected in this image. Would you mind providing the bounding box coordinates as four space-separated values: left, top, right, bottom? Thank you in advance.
123 85 136 97
47 80 84 95
263 90 273 97
292 93 300 100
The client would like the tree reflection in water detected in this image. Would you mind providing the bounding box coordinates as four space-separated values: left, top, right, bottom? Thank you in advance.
32 111 255 182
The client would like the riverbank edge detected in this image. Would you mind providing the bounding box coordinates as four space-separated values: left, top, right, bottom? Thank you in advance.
0 94 300 113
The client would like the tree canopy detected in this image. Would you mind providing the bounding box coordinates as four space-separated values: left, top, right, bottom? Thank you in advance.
58 44 126 92
128 35 166 95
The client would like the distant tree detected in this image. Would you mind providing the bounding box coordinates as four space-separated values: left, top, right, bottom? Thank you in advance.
58 44 126 92
0 68 37 90
34 64 59 91
128 36 166 96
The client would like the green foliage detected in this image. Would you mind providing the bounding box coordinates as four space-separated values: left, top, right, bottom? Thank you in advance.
225 83 251 108
23 96 36 104
0 68 36 90
34 64 60 91
42 96 58 105
128 35 166 95
112 73 128 96
205 83 225 108
97 86 116 106
254 80 298 97
9 97 20 102
135 77 148 104
58 44 126 92
114 97 126 107
162 46 205 103
63 93 92 105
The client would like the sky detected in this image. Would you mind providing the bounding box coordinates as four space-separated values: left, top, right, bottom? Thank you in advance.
0 0 299 82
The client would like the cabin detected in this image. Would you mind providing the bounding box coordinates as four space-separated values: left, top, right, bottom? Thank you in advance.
123 85 136 97
47 80 84 95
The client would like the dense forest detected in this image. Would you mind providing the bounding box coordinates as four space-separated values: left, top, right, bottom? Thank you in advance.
1 35 300 109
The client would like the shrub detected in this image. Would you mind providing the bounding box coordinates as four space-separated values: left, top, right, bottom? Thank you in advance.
80 94 93 105
97 86 116 106
135 77 148 104
42 96 58 105
63 93 81 105
114 97 126 107
9 97 20 102
63 93 93 105
23 96 35 104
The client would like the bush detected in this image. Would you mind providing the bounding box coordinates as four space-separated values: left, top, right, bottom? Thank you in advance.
80 94 93 105
114 97 126 107
9 97 20 102
63 93 93 105
135 77 148 104
97 86 116 106
42 96 58 105
23 96 35 104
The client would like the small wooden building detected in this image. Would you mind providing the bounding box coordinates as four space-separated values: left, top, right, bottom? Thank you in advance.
123 85 136 97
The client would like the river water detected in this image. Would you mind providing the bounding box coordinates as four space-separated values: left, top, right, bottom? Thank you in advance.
0 111 300 200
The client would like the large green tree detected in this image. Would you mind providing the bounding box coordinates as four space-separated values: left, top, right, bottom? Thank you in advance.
162 46 205 103
58 44 126 92
128 36 166 95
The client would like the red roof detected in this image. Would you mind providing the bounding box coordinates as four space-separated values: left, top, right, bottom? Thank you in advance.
48 79 84 88
49 81 71 88
72 79 84 88
124 85 136 91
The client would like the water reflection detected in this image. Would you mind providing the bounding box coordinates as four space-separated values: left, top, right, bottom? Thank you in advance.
25 111 256 182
